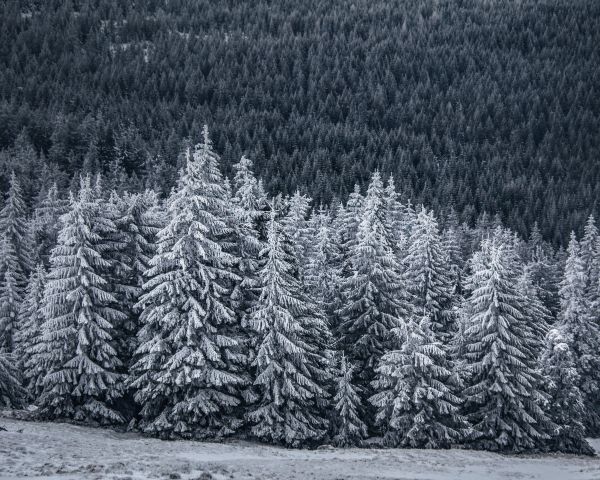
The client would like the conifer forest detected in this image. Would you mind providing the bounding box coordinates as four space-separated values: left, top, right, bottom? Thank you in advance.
1 1 600 476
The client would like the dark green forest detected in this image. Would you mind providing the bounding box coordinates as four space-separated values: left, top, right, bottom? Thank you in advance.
1 0 599 244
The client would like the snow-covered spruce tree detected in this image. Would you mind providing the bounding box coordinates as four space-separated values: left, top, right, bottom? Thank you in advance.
0 237 25 352
281 190 312 279
14 264 47 399
460 237 553 452
403 208 455 341
37 177 125 424
0 172 33 278
30 182 68 267
106 190 162 364
442 208 467 297
370 313 466 448
517 266 551 355
231 155 265 320
540 329 594 455
0 350 25 407
129 128 246 439
557 232 600 434
331 354 367 447
338 172 410 394
246 206 331 447
305 209 343 328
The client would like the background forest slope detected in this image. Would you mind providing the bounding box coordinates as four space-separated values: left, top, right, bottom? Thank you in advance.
1 0 599 244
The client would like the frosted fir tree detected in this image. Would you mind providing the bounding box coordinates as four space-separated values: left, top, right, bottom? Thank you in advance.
331 354 367 447
580 214 598 280
246 207 331 447
557 232 600 434
281 190 312 279
403 208 455 340
383 175 403 254
370 314 466 448
0 351 25 407
338 172 410 393
304 210 343 327
37 177 125 424
541 329 594 455
336 184 363 266
106 190 162 363
14 264 47 399
517 266 551 355
442 208 467 297
231 155 265 314
130 128 246 439
30 183 68 266
460 238 553 452
0 172 33 278
0 238 25 352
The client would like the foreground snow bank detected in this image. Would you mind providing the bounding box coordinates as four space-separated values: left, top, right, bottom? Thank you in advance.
1 418 599 480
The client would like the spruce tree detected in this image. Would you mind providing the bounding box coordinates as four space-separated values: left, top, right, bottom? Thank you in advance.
331 354 367 447
0 172 32 278
30 183 67 266
541 329 594 455
246 207 331 447
281 190 311 279
130 128 246 439
0 351 25 407
460 237 552 452
14 264 47 399
403 208 455 340
371 313 466 448
338 172 409 394
557 232 600 434
0 238 25 352
37 177 125 424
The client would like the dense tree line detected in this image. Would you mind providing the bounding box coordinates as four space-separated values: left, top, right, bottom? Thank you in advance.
1 130 599 455
1 0 599 244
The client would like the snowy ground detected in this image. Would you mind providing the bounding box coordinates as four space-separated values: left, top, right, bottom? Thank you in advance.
1 417 600 480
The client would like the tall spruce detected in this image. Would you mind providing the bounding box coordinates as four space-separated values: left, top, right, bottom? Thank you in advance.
403 208 455 340
337 172 409 394
460 237 553 452
14 264 47 399
37 177 125 423
246 206 331 447
129 128 246 439
557 232 600 434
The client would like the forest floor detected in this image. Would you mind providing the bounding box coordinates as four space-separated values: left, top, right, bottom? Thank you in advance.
1 415 600 480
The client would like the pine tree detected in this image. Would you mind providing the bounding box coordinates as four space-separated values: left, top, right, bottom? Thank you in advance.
37 177 125 424
370 314 466 448
557 232 600 434
246 206 331 447
403 208 455 340
331 354 367 447
0 351 25 407
460 237 552 452
338 172 409 394
130 128 246 439
14 264 47 399
541 329 594 455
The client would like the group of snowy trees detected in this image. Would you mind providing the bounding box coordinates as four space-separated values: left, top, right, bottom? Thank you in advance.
1 128 599 454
